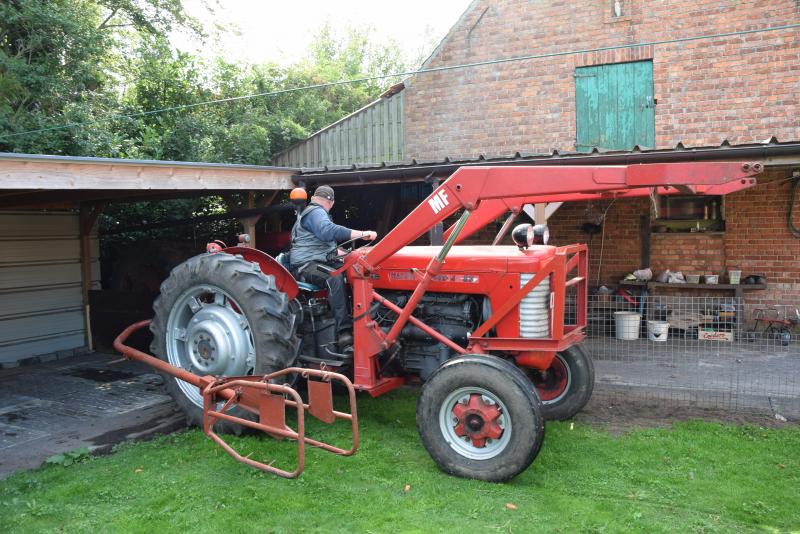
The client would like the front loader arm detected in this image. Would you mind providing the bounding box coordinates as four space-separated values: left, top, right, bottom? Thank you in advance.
444 177 755 245
353 162 761 272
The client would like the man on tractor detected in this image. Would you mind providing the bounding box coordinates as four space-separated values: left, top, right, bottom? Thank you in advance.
288 185 377 346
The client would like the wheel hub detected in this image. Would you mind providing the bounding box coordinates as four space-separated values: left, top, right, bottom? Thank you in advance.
529 354 570 403
166 285 256 408
185 306 247 375
452 394 504 448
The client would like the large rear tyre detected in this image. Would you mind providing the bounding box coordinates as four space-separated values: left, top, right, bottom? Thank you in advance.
525 345 594 420
416 354 545 482
150 253 297 434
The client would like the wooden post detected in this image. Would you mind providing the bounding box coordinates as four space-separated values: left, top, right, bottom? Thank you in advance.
241 192 257 247
534 203 546 224
79 202 103 351
640 215 651 268
426 178 444 246
238 191 279 248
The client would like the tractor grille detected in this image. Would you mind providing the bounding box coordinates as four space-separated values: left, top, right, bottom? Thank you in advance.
519 273 550 338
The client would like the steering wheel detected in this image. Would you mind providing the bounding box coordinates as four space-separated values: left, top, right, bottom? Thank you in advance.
337 234 376 255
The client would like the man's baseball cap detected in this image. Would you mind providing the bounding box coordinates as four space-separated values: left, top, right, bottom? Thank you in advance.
314 185 335 201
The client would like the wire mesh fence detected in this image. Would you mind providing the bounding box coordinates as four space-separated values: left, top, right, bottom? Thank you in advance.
580 293 800 419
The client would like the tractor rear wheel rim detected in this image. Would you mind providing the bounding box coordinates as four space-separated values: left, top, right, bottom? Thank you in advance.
166 284 255 408
439 387 511 460
529 353 571 403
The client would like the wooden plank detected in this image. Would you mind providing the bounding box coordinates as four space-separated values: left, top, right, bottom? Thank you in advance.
616 62 634 150
351 114 358 163
389 94 396 160
0 286 83 318
356 111 364 162
0 211 79 237
638 60 656 148
365 106 372 162
0 308 84 343
574 65 599 151
640 214 650 268
0 160 294 190
0 239 80 265
383 97 390 160
0 332 85 363
397 92 405 160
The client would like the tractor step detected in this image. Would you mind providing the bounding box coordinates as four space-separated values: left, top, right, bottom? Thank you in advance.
298 353 352 368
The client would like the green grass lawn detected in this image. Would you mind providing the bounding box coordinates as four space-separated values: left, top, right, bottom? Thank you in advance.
1 388 798 533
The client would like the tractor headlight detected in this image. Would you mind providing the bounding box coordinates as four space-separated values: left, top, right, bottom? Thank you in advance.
532 224 549 245
512 223 550 249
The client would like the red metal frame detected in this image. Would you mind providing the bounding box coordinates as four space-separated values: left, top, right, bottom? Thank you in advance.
335 162 761 394
443 181 755 244
113 321 358 478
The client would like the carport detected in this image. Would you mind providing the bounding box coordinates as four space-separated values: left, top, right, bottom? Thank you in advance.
0 152 294 367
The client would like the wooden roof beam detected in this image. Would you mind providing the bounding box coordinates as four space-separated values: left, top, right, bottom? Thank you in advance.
0 156 294 191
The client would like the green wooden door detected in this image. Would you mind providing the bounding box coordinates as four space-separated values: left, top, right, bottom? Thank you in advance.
575 61 655 152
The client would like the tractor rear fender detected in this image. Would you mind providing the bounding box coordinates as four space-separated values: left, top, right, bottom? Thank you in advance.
220 246 299 300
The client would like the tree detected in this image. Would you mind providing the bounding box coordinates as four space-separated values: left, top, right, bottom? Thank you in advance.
0 0 202 154
0 1 110 152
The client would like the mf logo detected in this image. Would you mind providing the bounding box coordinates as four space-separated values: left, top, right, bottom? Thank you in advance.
428 189 450 214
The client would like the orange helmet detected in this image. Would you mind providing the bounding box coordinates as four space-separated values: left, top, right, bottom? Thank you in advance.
290 187 308 201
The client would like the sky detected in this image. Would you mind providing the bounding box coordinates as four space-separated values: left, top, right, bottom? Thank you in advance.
172 0 474 66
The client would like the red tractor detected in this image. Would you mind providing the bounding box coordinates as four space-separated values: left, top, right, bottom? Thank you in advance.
115 162 761 481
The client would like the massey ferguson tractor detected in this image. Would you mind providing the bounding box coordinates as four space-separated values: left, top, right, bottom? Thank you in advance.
115 162 762 481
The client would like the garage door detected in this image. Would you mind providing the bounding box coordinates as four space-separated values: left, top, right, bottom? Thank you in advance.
0 211 99 365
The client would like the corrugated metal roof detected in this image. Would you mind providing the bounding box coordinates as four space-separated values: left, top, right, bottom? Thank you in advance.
292 138 800 185
273 87 405 168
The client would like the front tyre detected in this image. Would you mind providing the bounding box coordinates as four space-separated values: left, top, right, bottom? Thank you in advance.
526 345 595 420
416 354 545 482
150 253 297 433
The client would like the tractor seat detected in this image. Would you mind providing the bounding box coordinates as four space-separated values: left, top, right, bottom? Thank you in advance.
275 253 323 292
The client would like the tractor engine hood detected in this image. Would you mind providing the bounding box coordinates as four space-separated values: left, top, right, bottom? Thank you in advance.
375 245 556 272
370 245 557 281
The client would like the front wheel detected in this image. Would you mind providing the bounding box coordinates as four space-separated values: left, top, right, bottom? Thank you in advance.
416 354 545 482
525 345 595 420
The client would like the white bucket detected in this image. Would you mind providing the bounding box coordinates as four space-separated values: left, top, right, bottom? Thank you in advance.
729 270 741 284
614 311 641 340
647 320 670 342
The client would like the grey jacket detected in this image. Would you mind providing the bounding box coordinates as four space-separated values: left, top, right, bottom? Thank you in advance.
289 204 341 267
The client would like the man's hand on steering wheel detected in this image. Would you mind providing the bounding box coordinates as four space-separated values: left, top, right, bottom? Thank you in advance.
349 229 377 242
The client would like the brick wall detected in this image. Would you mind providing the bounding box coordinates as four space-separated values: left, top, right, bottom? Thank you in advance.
725 167 800 307
548 197 647 286
650 234 726 277
405 0 800 158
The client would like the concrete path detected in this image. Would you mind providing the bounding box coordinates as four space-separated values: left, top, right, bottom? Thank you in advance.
0 353 185 479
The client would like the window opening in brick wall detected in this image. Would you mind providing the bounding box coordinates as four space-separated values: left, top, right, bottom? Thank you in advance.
605 0 632 22
653 195 725 233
